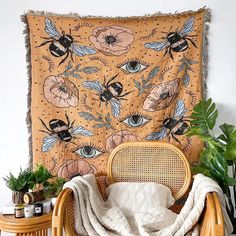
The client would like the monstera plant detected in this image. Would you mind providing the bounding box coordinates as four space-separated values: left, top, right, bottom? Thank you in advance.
187 98 236 231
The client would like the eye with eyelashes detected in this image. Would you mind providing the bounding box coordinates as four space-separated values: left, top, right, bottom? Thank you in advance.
71 144 105 159
120 113 151 128
117 58 149 74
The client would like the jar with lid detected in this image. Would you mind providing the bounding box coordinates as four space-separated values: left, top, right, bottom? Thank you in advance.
14 204 24 218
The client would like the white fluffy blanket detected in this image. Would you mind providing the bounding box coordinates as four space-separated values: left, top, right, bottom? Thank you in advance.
63 174 233 236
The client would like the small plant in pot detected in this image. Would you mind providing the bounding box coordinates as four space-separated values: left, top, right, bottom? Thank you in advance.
4 168 32 204
187 98 236 232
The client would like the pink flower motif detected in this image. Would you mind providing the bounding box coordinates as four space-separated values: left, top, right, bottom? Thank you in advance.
89 25 134 56
106 130 141 153
143 78 180 112
43 75 79 108
57 160 96 180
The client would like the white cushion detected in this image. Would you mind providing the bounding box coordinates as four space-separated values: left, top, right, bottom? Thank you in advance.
106 182 175 217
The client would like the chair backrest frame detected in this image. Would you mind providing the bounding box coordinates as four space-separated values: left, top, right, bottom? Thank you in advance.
107 141 191 200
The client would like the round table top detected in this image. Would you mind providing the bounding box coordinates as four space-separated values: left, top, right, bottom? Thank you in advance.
0 212 52 233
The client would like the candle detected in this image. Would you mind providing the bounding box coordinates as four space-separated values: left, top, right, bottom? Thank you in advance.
34 203 43 216
42 199 51 214
24 205 34 218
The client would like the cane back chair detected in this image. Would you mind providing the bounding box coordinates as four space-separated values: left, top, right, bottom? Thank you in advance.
52 141 225 236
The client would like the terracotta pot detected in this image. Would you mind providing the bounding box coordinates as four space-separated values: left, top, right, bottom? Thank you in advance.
12 191 26 204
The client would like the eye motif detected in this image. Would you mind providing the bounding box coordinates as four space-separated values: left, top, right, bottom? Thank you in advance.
72 145 105 159
121 114 151 128
117 59 149 74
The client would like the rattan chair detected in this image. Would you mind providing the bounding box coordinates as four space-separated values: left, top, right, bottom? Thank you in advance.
52 141 225 236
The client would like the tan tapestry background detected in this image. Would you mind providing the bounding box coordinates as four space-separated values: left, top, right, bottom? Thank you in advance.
23 8 210 180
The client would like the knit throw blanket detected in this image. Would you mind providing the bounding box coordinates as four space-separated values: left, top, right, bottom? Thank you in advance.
63 174 233 235
23 8 210 179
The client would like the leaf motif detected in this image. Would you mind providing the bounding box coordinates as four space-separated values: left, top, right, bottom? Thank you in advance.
105 124 112 129
81 67 100 74
182 74 190 87
71 72 82 79
141 76 145 84
144 83 155 89
74 64 81 70
92 123 106 128
105 113 112 124
147 67 160 82
133 79 141 89
62 72 69 78
137 89 144 97
178 63 185 73
188 59 198 65
78 112 95 121
97 114 103 121
65 61 73 71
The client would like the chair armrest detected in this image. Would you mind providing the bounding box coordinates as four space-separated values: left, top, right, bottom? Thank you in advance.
200 192 224 236
52 188 73 236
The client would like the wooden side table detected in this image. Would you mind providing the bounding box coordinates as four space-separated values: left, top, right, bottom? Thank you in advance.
0 212 52 236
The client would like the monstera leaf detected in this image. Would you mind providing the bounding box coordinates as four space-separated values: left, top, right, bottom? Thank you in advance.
189 98 218 134
218 123 236 161
192 147 236 188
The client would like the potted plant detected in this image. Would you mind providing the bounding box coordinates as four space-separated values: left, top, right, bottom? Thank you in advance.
28 164 53 191
4 168 32 204
43 177 66 207
187 98 236 232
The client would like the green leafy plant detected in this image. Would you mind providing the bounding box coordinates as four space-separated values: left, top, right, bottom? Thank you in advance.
28 164 54 190
44 177 66 198
3 168 32 192
187 98 236 231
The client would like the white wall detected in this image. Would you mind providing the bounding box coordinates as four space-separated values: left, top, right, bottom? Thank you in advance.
0 0 235 234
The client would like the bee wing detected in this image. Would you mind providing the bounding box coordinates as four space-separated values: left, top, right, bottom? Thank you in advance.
146 127 167 140
41 134 59 152
179 16 195 36
110 99 121 118
71 126 94 136
144 41 169 51
82 81 103 93
45 18 61 39
71 43 96 56
173 99 187 119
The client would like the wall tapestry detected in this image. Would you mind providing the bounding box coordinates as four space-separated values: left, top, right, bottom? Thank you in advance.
23 8 210 180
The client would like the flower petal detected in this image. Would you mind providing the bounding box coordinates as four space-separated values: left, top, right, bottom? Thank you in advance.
116 32 134 47
110 25 134 35
101 41 126 52
89 36 105 51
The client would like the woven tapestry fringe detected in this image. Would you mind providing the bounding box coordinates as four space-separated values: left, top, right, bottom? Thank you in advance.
21 14 33 169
